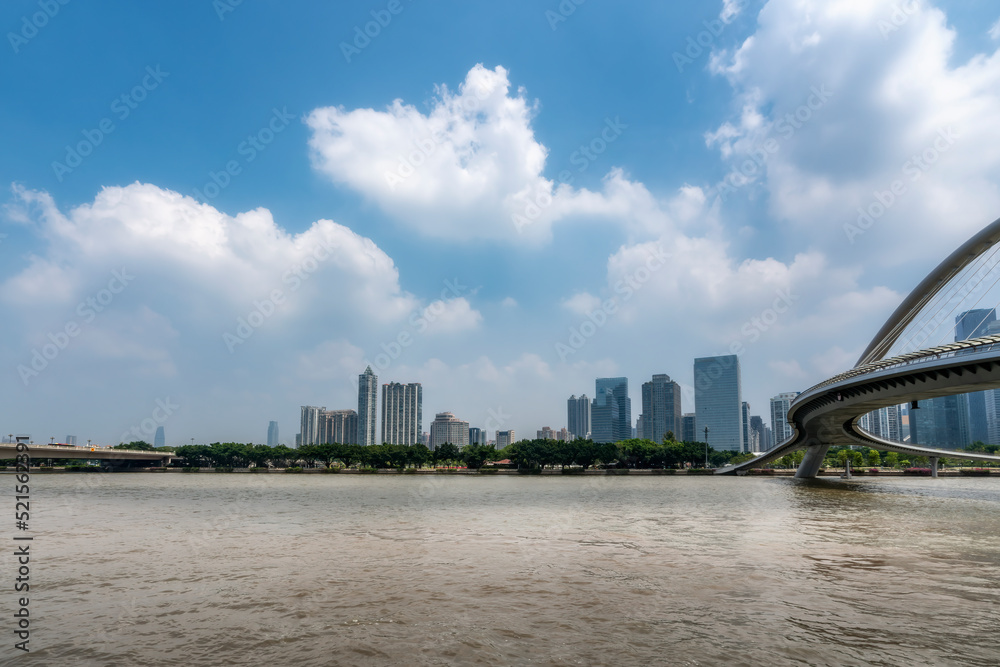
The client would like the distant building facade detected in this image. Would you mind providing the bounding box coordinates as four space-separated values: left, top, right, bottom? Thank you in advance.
681 413 696 443
154 427 165 448
769 392 799 446
694 355 743 451
429 412 469 450
640 374 682 444
381 382 422 445
496 430 515 449
567 395 591 440
300 406 325 447
358 366 378 446
267 421 279 448
319 409 359 445
469 427 486 445
592 377 631 443
749 415 766 452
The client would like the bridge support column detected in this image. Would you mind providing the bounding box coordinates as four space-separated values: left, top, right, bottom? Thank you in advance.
795 444 830 479
931 457 939 478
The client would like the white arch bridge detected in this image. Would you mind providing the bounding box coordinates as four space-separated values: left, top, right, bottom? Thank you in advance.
719 216 1000 477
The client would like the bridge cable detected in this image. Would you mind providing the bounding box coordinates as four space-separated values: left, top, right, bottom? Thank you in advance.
884 247 997 355
928 255 1000 348
893 242 1000 354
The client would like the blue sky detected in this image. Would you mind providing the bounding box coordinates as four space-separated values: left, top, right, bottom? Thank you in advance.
2 0 1000 446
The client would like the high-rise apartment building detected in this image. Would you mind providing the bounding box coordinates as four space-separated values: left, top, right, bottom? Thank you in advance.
65 435 77 446
429 412 470 450
300 405 325 447
319 409 359 445
357 366 378 446
567 395 591 440
537 426 556 440
681 413 696 443
694 355 743 451
859 405 901 442
267 421 279 447
640 374 682 444
592 377 631 443
469 427 486 445
769 392 799 446
496 430 515 448
381 382 422 445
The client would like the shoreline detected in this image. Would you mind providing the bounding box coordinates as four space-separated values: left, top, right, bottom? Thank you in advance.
6 467 997 477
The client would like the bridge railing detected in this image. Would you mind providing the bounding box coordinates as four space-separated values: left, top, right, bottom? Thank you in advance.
801 334 1000 395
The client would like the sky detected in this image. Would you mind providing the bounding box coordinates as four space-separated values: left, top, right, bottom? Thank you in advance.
2 0 1000 447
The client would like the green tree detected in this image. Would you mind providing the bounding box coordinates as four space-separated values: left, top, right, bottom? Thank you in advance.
407 444 432 469
460 443 495 470
867 449 882 467
115 440 153 450
434 443 460 466
884 451 899 468
851 450 865 468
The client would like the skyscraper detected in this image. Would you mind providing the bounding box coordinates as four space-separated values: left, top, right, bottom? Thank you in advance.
956 310 995 444
429 412 469 449
681 413 697 443
300 406 324 447
154 426 165 448
381 382 422 445
749 415 766 452
567 394 591 440
469 427 486 445
65 435 77 446
592 377 630 443
769 392 799 445
911 395 970 449
694 355 743 451
357 366 378 446
741 402 751 453
640 374 682 444
496 430 515 448
267 421 279 447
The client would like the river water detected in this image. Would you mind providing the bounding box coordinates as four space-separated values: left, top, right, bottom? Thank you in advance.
4 473 1000 666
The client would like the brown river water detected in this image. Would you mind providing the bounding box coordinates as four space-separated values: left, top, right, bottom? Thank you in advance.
2 473 999 666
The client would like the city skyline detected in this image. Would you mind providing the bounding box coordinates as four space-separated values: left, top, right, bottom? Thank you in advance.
3 1 1000 446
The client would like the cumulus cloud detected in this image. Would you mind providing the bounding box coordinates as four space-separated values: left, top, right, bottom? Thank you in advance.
306 64 687 244
705 0 1000 267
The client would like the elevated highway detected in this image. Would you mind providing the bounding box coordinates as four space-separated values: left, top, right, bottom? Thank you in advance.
0 442 175 466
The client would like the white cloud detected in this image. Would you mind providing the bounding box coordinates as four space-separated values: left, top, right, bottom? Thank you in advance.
419 297 483 335
501 297 518 308
706 0 1000 268
306 64 690 244
989 18 1000 41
